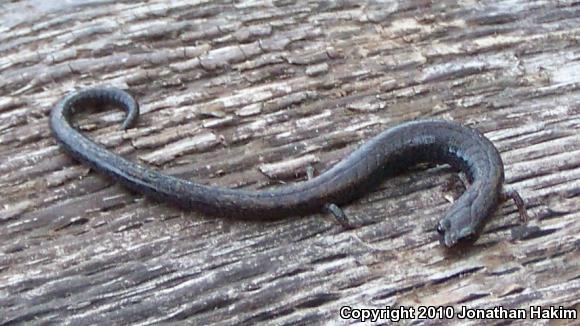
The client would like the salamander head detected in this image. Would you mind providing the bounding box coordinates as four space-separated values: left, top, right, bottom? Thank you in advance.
435 185 499 247
437 217 478 247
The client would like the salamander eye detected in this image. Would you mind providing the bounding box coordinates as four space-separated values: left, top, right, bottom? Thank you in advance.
437 219 451 235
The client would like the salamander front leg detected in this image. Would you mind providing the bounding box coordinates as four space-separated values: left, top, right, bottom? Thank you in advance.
501 189 529 222
306 165 356 229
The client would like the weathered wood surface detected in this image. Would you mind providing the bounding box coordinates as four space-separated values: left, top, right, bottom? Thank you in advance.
1 0 579 324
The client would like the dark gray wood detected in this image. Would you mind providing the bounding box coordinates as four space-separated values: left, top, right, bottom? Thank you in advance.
1 0 578 324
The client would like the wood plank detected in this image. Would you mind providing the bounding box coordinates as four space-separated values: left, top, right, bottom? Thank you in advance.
1 0 578 324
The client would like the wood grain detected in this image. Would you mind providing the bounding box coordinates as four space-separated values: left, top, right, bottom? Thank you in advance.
1 0 578 324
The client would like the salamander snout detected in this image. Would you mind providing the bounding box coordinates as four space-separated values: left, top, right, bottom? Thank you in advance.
437 218 459 247
437 214 479 247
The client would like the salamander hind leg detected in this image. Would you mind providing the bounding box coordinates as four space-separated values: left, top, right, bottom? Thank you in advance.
324 203 356 229
305 165 357 229
306 165 315 180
